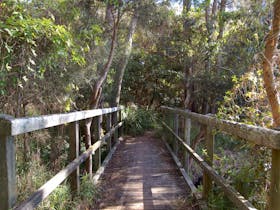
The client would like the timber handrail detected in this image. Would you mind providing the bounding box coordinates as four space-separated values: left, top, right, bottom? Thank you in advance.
0 107 123 210
161 106 280 149
161 106 280 210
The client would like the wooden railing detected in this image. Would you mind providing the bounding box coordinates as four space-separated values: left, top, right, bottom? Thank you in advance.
0 107 123 210
161 106 280 210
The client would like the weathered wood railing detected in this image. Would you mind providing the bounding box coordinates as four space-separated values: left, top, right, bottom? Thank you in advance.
161 106 280 210
0 107 123 210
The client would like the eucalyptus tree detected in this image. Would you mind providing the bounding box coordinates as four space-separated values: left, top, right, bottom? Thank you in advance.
262 0 280 208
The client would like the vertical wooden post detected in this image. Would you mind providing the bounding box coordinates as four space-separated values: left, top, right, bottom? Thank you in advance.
203 125 214 199
93 116 101 171
174 114 179 155
268 149 280 209
113 111 118 144
85 119 92 177
0 116 16 210
118 109 122 137
69 121 80 195
106 113 112 152
168 113 173 145
184 117 191 173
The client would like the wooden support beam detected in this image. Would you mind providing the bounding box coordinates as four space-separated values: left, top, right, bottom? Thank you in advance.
106 113 112 152
269 149 280 210
112 111 118 144
93 116 102 171
174 114 179 155
184 117 191 173
203 125 214 199
85 120 93 177
118 110 123 137
0 115 16 210
69 121 80 195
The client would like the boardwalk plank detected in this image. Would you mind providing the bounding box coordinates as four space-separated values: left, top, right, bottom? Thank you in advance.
95 132 197 210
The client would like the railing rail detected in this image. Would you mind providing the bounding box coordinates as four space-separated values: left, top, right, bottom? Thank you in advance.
161 106 280 210
0 107 123 210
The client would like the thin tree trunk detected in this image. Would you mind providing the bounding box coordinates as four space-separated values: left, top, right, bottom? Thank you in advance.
111 10 138 107
217 0 227 40
263 0 280 127
183 0 194 110
84 4 120 174
262 0 280 209
90 15 119 108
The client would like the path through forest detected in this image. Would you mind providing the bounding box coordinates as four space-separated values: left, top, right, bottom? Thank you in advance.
95 132 197 210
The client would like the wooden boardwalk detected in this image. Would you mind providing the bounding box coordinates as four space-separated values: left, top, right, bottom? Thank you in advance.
96 132 196 210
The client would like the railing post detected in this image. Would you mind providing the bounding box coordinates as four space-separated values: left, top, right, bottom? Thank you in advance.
93 116 101 170
203 125 214 199
0 115 16 210
69 121 80 195
184 117 191 173
268 149 280 209
106 113 112 152
168 113 173 145
118 109 122 137
174 114 179 155
113 111 118 144
85 119 93 177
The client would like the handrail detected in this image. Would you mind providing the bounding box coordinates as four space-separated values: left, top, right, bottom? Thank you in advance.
15 122 123 210
0 107 120 136
161 121 255 210
0 107 123 210
161 106 280 149
160 106 280 210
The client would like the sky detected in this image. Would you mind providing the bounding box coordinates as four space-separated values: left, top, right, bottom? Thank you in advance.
171 1 183 15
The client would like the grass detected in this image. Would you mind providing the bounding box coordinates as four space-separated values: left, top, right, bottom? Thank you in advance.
16 130 102 210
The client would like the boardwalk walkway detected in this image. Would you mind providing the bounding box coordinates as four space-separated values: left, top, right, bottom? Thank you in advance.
95 132 196 210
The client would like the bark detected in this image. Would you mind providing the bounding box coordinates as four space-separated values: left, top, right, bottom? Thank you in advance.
216 0 227 71
90 12 120 108
263 1 280 209
263 0 280 127
84 3 120 174
183 0 194 110
111 9 138 107
205 0 218 72
217 0 227 40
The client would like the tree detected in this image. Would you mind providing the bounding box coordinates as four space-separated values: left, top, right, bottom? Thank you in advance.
262 0 280 208
110 6 138 107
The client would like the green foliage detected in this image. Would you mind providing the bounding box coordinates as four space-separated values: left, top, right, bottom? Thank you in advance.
211 133 269 209
217 68 271 127
79 174 100 204
39 185 74 210
123 107 159 136
16 132 100 210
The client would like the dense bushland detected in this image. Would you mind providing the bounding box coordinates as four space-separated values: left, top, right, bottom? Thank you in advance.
1 0 280 209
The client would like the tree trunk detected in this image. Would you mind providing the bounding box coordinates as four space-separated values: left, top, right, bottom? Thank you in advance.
84 3 120 174
183 0 194 110
263 0 280 127
217 0 227 40
262 0 280 209
111 9 138 107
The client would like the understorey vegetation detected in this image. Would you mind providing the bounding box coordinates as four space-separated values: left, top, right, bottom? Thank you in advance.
1 0 280 209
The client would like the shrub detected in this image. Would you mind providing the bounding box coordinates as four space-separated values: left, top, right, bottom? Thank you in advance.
122 107 159 136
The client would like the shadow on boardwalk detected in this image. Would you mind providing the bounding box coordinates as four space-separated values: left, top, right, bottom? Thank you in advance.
94 132 198 210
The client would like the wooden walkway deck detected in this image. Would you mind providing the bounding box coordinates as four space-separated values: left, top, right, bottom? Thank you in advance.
95 132 196 210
